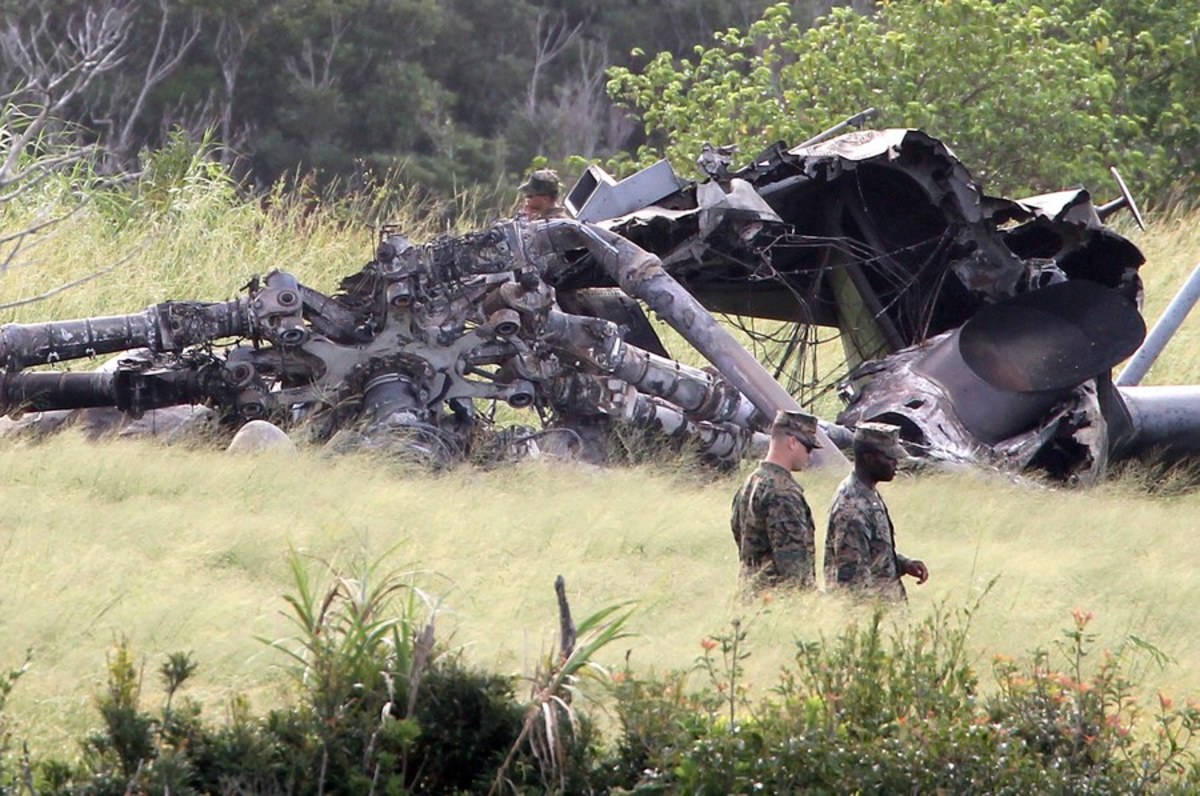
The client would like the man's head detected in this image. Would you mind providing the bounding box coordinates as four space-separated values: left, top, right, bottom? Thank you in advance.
767 409 822 471
520 168 561 217
852 422 907 483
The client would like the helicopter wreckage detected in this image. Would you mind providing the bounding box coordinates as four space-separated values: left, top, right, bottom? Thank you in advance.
2 125 1196 484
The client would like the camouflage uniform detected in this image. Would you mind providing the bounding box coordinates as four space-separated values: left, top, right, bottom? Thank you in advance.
731 461 817 589
823 471 910 601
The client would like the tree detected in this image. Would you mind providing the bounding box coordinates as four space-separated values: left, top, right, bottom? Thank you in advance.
606 0 1186 199
1048 0 1200 199
1 0 201 175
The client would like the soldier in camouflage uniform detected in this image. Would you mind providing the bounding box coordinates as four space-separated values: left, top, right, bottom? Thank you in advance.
824 422 929 601
519 168 569 220
730 410 821 590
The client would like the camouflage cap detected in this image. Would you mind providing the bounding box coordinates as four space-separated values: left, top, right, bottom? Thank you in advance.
519 168 561 197
854 421 907 460
771 410 822 449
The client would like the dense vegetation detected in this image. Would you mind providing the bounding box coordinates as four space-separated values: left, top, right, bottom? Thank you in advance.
1 554 1198 793
3 1 1200 791
3 0 1198 202
0 146 1199 790
0 0 822 199
609 0 1200 198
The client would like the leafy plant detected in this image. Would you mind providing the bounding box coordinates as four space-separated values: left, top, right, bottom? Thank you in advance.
607 0 1195 200
491 575 635 794
602 601 1200 793
261 546 443 791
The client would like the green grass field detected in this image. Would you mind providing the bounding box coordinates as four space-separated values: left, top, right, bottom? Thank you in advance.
2 436 1199 757
1 178 1199 759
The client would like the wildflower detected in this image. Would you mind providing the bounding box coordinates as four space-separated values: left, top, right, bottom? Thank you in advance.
1071 608 1094 629
1159 692 1174 711
701 638 718 652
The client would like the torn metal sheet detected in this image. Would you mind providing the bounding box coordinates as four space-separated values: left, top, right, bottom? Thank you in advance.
2 123 1192 483
560 126 1187 483
0 211 848 468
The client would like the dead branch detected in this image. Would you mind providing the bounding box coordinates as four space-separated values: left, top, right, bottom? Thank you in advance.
111 0 201 164
525 11 583 120
0 248 139 311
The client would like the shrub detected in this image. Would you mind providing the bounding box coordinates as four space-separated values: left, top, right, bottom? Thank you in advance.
600 605 1200 793
5 588 1197 794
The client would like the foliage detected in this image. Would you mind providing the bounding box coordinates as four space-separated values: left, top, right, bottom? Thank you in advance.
16 554 570 794
0 0 810 202
1053 1 1200 196
492 583 635 794
607 0 1199 200
602 605 1200 793
1 582 1198 793
0 650 31 788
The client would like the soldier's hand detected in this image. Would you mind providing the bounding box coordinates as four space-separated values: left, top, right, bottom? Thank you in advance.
904 559 929 584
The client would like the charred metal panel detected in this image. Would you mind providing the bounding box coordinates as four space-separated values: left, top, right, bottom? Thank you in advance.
566 160 688 223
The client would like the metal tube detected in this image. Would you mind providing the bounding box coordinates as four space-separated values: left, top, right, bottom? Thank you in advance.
1115 385 1200 454
1 371 118 413
1115 263 1200 386
0 300 248 371
625 394 749 462
542 309 759 428
0 312 164 370
537 220 849 467
795 107 878 149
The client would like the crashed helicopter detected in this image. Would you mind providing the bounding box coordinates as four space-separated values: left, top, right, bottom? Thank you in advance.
0 121 1192 483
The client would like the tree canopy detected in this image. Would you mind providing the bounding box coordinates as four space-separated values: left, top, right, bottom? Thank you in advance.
608 0 1199 200
1 0 1196 203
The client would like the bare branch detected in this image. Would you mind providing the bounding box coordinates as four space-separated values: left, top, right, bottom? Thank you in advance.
215 17 253 166
526 11 583 119
114 0 201 161
0 249 140 311
284 12 349 90
0 3 129 181
0 4 133 114
0 205 86 273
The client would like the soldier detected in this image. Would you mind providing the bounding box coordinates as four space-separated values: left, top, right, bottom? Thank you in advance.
730 409 821 590
824 422 929 601
519 168 568 220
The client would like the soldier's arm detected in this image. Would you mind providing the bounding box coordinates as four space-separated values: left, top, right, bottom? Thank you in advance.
829 504 874 588
763 492 816 586
901 556 929 583
730 491 743 547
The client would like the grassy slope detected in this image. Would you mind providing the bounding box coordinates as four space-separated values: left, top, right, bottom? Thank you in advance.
2 437 1198 757
1 190 1199 757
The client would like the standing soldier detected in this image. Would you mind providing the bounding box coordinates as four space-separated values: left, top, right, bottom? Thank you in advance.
824 422 929 601
730 410 821 590
519 168 568 220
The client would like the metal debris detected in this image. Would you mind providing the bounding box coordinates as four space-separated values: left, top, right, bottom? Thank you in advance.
3 124 1195 483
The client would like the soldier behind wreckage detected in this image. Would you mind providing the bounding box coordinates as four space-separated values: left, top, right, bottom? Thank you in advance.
824 422 929 601
730 410 820 590
519 168 569 221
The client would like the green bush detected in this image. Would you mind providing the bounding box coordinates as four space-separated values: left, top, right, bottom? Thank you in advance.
600 605 1200 794
5 586 1197 794
607 0 1198 200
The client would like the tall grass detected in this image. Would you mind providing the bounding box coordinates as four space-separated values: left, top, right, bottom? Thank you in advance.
1132 208 1200 386
0 434 1198 758
1 150 1199 760
0 139 477 324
